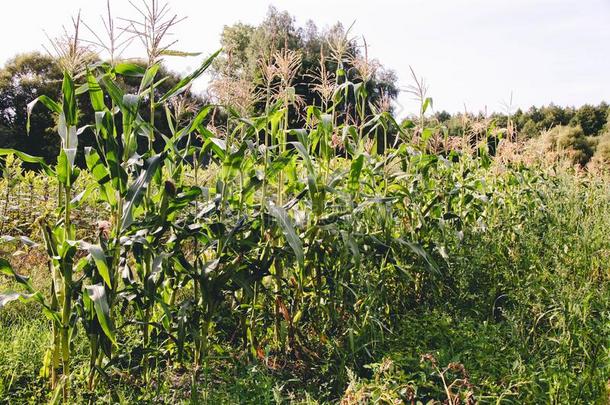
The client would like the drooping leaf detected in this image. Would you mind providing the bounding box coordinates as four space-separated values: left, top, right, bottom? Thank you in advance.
0 292 24 308
27 95 61 134
82 243 112 287
121 153 165 230
0 258 33 290
84 284 116 344
267 203 304 270
158 49 221 103
0 149 53 175
395 238 441 276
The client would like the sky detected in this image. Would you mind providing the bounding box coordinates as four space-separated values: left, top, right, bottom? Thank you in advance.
0 0 608 118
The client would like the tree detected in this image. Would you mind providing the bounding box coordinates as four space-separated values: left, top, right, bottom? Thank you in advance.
0 53 63 160
570 103 606 136
434 110 452 123
520 119 538 139
210 7 398 119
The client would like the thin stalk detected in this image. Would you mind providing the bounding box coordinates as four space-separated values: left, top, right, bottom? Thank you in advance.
61 184 72 401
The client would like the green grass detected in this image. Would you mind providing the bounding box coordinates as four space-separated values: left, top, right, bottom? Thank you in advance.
0 317 49 402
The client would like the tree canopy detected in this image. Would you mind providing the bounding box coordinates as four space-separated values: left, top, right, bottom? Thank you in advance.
431 102 610 140
209 7 399 118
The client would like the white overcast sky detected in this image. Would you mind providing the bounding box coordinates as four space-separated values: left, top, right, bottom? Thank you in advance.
1 0 608 117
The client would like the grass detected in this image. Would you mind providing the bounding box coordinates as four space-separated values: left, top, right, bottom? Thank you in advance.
0 319 49 401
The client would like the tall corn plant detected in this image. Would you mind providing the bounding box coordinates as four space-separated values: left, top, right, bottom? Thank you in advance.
0 21 219 405
0 66 85 400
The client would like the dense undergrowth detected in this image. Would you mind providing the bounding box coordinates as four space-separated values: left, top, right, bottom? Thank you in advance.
0 3 609 404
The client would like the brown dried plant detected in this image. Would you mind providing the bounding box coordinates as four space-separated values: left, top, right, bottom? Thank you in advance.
273 49 301 87
404 66 429 121
327 23 355 65
372 90 392 114
169 90 199 123
208 76 257 116
268 49 304 109
349 37 379 83
82 0 134 65
257 55 279 108
44 11 96 75
122 0 185 65
306 49 336 109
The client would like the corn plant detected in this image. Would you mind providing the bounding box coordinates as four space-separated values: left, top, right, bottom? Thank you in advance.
0 3 515 402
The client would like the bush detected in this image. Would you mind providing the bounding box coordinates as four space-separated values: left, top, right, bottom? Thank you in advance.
540 125 593 166
589 132 610 170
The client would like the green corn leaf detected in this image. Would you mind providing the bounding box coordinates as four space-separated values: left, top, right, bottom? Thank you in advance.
84 284 116 344
0 291 49 314
62 71 77 126
422 97 433 114
83 243 112 287
86 70 106 111
0 149 53 175
349 154 365 193
158 49 221 104
139 63 161 93
203 137 226 161
121 153 165 230
291 142 315 176
395 238 441 276
27 95 61 134
188 105 214 133
340 231 361 268
0 292 25 308
84 147 117 206
291 141 318 197
0 291 56 324
160 49 202 57
115 62 146 77
0 258 33 290
100 75 126 109
0 260 57 321
267 203 304 270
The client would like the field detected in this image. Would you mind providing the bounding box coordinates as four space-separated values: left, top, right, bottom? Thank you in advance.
0 6 609 405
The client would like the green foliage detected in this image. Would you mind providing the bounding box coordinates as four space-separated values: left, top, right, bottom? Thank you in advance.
570 103 608 136
0 53 205 163
590 131 610 168
540 125 594 165
432 102 610 141
0 3 608 404
212 6 398 117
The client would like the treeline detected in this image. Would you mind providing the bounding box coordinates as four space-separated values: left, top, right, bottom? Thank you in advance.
432 102 610 139
0 5 607 162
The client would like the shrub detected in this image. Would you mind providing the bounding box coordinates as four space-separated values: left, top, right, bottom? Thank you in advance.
539 125 593 166
589 132 610 171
